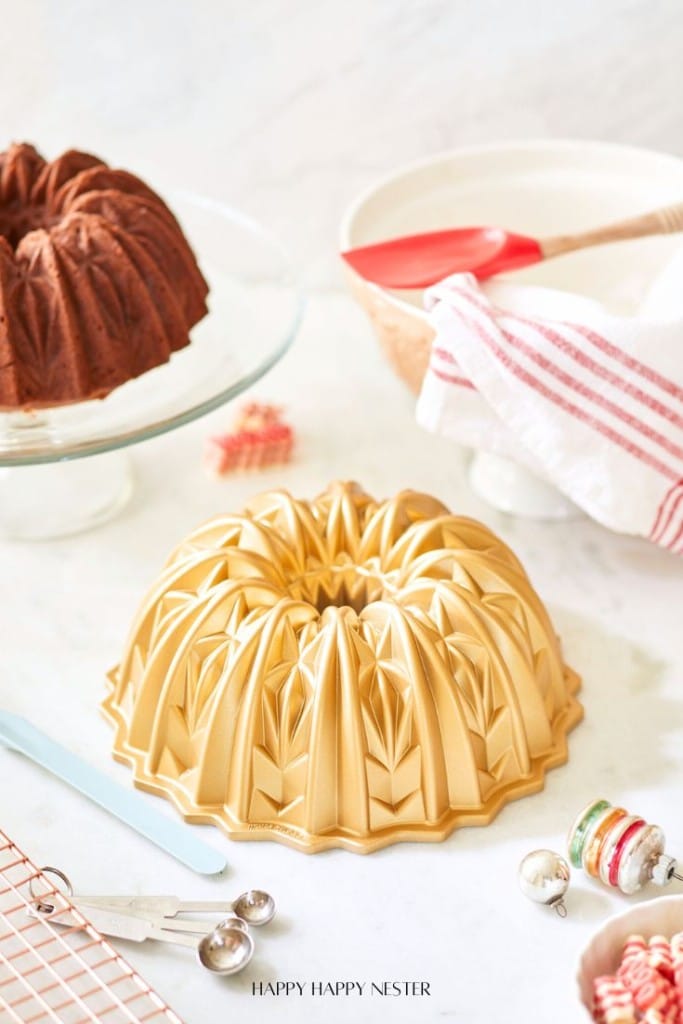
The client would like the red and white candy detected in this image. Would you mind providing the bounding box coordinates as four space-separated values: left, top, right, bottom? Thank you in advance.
593 975 636 1022
591 932 683 1023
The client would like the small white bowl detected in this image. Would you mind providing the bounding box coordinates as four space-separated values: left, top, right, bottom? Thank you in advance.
576 894 683 1020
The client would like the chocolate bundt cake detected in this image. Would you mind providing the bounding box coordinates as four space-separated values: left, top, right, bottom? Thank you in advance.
0 142 208 409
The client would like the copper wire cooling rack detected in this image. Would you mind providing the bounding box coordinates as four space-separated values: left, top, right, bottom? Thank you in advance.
0 829 184 1023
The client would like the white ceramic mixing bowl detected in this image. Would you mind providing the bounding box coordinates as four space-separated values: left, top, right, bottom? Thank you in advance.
341 140 683 518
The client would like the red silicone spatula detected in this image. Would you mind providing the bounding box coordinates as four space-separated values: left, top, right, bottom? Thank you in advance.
341 202 683 289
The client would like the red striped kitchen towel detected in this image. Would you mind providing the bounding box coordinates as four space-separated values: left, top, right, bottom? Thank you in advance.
416 272 683 553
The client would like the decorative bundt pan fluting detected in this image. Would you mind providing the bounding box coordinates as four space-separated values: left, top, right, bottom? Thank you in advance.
104 482 582 853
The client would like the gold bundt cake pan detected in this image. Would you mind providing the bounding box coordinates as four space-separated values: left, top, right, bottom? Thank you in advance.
103 482 582 854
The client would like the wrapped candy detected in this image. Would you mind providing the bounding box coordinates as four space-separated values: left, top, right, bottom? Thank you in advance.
593 975 636 1023
621 956 677 1019
648 936 674 982
592 934 683 1023
622 935 649 966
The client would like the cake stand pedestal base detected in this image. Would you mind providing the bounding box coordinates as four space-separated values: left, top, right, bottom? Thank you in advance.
469 451 580 520
0 451 134 541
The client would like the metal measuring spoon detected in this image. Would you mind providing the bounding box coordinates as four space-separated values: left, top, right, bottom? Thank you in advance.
72 889 276 925
232 890 275 926
32 903 255 975
215 916 249 933
197 922 254 975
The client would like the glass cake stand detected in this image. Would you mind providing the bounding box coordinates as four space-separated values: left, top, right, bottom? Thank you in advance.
0 195 303 540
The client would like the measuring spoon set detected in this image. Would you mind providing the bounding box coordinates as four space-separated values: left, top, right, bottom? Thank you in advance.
30 870 276 976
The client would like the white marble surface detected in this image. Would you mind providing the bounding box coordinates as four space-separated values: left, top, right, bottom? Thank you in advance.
1 3 682 1023
2 295 682 1024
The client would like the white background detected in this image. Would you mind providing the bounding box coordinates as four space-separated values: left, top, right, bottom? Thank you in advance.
0 3 682 1023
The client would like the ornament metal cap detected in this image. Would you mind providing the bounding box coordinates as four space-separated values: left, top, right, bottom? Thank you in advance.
651 853 683 887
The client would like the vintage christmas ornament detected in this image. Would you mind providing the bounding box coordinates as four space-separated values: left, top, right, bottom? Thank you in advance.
518 849 571 916
204 402 294 476
568 798 683 895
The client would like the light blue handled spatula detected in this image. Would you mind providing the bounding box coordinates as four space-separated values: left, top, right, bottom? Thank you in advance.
0 710 226 876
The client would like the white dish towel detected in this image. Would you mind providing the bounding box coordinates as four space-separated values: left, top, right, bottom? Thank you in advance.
416 259 683 554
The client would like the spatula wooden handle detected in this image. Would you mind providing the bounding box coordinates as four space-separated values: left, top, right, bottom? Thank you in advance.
539 202 683 260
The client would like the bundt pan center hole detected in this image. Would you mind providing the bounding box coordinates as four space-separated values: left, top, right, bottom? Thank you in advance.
283 562 397 614
0 201 52 250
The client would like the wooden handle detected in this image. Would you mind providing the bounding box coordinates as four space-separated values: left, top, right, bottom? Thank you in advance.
539 202 683 260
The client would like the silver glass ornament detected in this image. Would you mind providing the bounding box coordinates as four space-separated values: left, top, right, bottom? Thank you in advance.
518 849 570 917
